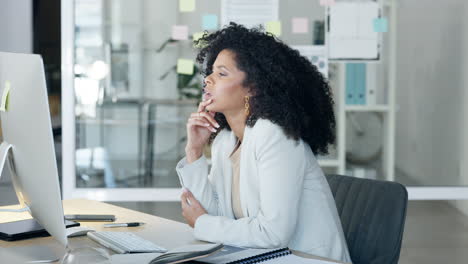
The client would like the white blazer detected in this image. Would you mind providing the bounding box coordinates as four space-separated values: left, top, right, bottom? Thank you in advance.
176 119 352 263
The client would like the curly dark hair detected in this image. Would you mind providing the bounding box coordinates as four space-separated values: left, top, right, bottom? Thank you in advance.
195 22 335 155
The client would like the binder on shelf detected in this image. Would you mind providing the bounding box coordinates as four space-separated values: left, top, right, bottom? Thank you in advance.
355 63 366 105
345 63 356 105
346 63 367 105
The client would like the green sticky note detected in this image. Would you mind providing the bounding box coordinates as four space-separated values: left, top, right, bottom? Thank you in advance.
0 81 11 112
179 0 195 12
177 59 194 75
266 21 281 36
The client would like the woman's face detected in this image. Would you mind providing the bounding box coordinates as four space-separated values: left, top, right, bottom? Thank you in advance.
203 49 250 114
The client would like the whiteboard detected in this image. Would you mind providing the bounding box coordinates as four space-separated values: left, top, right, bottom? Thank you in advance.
327 1 381 60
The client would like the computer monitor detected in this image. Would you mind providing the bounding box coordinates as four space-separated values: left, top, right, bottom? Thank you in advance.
0 52 67 247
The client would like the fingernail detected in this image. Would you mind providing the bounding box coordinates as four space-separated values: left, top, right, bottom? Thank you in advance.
210 128 217 132
182 188 188 193
215 123 220 128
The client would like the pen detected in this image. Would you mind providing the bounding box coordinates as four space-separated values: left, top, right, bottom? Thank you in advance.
103 222 145 228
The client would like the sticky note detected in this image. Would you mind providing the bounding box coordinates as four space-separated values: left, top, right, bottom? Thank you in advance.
192 32 204 42
177 59 194 75
292 17 308 34
319 0 335 6
179 0 195 12
0 81 11 112
202 14 218 30
172 25 189 40
266 21 281 37
373 17 388 32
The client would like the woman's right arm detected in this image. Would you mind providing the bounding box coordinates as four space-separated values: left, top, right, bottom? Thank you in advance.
185 99 219 163
177 99 221 215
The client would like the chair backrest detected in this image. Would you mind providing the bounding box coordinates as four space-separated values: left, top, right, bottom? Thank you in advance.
325 174 408 264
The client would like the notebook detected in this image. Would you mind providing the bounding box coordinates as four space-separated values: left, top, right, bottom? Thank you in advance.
195 246 339 264
110 243 223 264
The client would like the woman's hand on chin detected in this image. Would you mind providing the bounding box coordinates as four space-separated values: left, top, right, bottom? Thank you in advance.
185 99 219 163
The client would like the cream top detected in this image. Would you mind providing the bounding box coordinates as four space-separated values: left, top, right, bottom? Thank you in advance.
230 142 244 219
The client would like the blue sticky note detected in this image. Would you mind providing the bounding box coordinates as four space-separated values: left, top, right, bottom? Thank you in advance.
373 18 388 33
202 14 218 30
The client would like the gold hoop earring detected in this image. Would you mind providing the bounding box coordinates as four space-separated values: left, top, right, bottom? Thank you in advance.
244 96 250 116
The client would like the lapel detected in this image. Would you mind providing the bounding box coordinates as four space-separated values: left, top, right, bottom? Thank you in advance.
223 130 237 218
239 125 251 217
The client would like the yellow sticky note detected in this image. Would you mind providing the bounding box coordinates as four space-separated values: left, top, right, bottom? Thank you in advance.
192 32 206 47
177 59 194 75
179 0 195 12
266 21 281 36
193 32 204 42
0 81 11 112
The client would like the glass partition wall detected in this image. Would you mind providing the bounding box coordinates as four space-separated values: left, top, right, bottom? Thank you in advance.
62 0 468 202
62 0 340 201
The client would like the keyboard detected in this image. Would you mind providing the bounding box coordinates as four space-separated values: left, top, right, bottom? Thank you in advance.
87 231 168 254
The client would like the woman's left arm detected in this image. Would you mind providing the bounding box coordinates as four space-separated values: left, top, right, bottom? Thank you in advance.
192 125 307 248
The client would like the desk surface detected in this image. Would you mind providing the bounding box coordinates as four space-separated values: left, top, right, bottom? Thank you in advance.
0 199 344 263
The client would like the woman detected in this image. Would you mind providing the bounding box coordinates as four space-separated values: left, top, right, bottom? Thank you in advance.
176 23 351 263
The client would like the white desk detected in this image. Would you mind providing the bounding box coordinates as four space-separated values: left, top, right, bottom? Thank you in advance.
0 199 344 263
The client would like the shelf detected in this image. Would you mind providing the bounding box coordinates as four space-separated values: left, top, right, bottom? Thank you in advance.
318 159 340 167
345 105 391 112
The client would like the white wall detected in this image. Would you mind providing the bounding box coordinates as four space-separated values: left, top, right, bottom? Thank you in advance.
0 0 32 53
395 0 466 187
454 1 468 215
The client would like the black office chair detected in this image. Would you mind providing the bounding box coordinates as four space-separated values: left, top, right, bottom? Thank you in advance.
325 174 408 264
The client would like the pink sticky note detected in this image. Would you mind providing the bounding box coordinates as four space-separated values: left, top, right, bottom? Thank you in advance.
319 0 335 6
172 25 189 40
292 17 308 34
